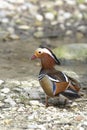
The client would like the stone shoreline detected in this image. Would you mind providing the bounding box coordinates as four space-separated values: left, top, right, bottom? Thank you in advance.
0 0 87 41
0 78 87 130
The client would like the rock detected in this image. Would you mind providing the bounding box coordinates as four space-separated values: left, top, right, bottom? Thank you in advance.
21 80 34 87
0 80 4 85
66 30 72 36
71 102 78 107
4 97 16 107
17 106 25 112
7 0 24 4
35 14 43 21
1 18 9 23
29 92 40 100
45 12 55 20
0 31 9 40
0 94 5 101
83 121 87 126
65 0 76 5
28 124 46 130
74 10 82 19
79 4 86 11
8 34 20 40
18 25 30 30
57 15 65 23
63 12 71 19
5 80 20 88
0 102 4 107
77 25 87 33
29 100 40 106
0 113 4 119
55 1 63 6
53 44 87 60
7 27 15 34
75 115 85 121
76 32 84 39
34 31 44 38
1 88 10 94
28 111 38 120
3 119 13 125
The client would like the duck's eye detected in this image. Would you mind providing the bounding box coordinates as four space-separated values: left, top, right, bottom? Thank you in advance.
38 51 41 53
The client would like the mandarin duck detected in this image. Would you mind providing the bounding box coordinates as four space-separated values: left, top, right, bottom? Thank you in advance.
31 47 80 107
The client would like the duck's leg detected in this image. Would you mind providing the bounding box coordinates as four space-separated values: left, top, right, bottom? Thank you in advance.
45 95 49 107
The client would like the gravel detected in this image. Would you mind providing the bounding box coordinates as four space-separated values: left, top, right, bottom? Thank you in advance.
0 78 87 130
0 0 87 41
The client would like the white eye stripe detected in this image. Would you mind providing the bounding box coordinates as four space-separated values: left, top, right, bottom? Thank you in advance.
42 48 54 59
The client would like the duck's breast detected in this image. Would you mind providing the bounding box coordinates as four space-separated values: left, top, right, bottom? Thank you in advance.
39 74 54 97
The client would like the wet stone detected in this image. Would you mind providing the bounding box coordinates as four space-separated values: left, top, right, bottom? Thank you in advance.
0 78 86 130
4 96 16 107
0 80 4 85
1 88 10 94
29 100 41 106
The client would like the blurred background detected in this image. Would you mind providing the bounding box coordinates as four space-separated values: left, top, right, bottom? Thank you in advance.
0 0 87 83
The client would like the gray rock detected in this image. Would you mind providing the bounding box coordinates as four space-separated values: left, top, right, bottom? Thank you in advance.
77 25 87 33
28 124 46 130
34 31 44 38
29 100 42 106
79 4 86 11
35 14 43 21
7 0 24 4
1 88 10 94
0 80 4 85
63 12 72 20
17 106 25 112
53 43 87 60
4 96 16 107
5 80 21 88
8 34 20 40
18 25 30 30
0 102 4 108
45 12 55 20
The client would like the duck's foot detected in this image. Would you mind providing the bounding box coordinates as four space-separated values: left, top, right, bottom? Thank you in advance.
45 96 49 107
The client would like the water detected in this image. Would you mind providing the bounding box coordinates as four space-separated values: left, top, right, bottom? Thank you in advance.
0 38 87 83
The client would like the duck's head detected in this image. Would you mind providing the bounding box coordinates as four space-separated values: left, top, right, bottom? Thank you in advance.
31 47 60 68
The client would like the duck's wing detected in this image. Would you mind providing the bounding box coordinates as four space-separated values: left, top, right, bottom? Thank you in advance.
67 75 81 91
48 70 81 91
47 70 69 82
39 69 80 98
60 88 80 99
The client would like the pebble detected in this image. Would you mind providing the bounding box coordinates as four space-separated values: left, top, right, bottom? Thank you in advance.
71 102 78 107
0 102 4 107
5 80 21 88
1 88 10 94
35 14 43 21
0 80 4 85
0 79 86 130
8 34 20 40
29 100 40 106
17 106 25 112
28 124 46 130
18 25 30 30
34 31 44 38
0 0 86 40
8 0 24 4
4 96 16 107
45 12 55 20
